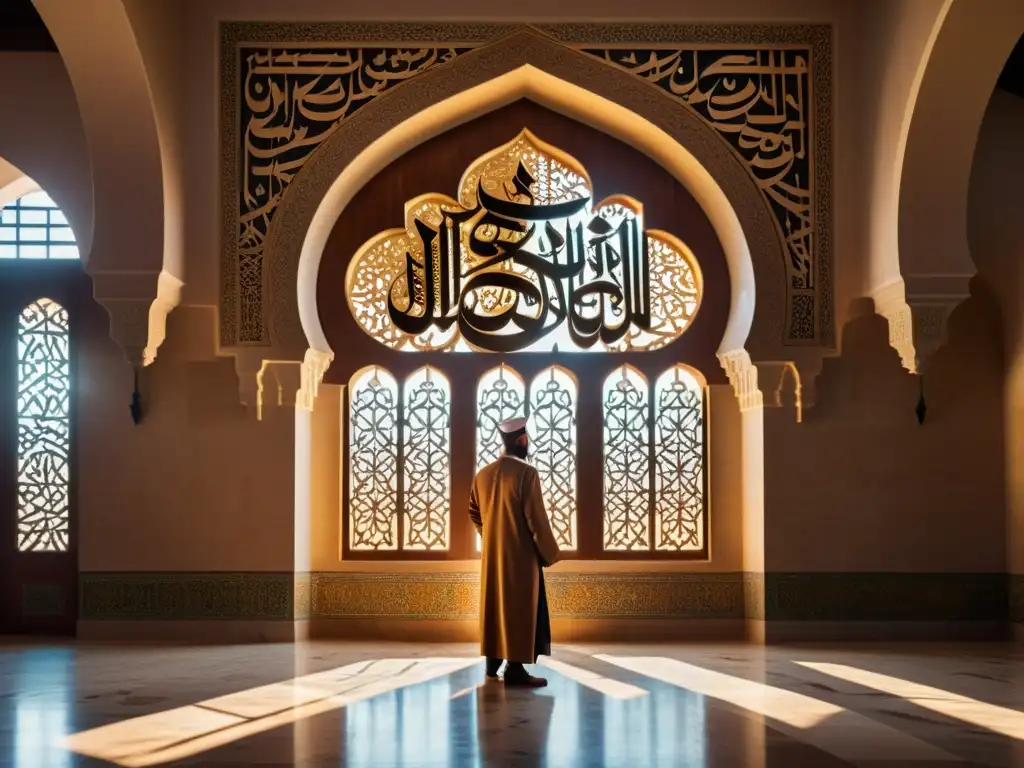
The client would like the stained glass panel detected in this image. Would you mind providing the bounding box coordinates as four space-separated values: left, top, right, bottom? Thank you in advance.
528 367 577 549
654 366 705 551
476 365 526 470
602 366 651 551
348 367 399 550
403 366 451 550
17 299 71 552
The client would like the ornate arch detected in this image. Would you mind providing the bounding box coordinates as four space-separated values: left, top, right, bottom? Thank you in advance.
258 29 793 366
34 0 183 365
878 0 1024 373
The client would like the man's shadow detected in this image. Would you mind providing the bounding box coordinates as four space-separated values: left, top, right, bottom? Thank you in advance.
476 679 556 764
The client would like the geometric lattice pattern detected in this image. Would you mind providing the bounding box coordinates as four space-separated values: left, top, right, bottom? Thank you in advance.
402 367 451 550
528 366 578 550
603 366 651 551
348 367 399 550
17 298 71 552
475 365 526 471
654 366 705 551
345 361 705 557
601 364 706 552
0 191 79 260
347 366 452 552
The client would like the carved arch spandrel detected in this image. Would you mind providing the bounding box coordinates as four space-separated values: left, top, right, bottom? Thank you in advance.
262 29 788 365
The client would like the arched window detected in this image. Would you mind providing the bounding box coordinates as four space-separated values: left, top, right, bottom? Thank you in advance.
654 366 705 551
603 366 651 551
402 366 451 551
601 364 707 553
0 191 79 260
475 365 526 470
528 366 578 550
338 130 711 561
348 367 399 551
17 299 71 552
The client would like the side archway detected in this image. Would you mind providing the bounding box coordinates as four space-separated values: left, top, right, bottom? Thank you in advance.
882 0 1024 372
33 0 183 365
262 30 785 381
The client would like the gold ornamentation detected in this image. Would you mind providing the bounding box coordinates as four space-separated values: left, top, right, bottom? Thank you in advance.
222 23 831 350
311 572 744 619
347 130 702 353
232 45 471 344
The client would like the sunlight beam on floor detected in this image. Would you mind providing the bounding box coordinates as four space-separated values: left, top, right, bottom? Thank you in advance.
63 657 478 767
596 655 959 764
797 661 1024 741
540 658 648 700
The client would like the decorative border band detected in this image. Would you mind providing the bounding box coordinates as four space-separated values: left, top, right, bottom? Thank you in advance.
80 572 294 621
764 572 1008 622
81 571 1007 623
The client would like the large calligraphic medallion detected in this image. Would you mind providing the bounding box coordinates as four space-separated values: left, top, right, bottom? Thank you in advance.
346 130 703 353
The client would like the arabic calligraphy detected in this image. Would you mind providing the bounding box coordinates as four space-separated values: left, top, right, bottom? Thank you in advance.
586 47 814 297
236 46 471 343
346 130 703 353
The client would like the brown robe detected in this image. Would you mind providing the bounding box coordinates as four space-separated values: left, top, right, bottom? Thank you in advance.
468 455 561 664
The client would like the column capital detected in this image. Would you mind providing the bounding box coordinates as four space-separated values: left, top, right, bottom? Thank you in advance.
873 275 970 374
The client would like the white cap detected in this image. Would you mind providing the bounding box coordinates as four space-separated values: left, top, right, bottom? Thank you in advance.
498 417 527 434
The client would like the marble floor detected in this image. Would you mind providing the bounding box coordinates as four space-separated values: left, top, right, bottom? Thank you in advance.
2 641 1024 766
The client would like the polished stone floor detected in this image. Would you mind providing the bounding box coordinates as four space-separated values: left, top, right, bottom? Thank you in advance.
3 640 1024 766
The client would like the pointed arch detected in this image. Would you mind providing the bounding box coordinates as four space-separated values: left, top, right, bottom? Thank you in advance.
602 365 651 551
402 366 451 551
476 365 526 471
348 366 399 551
653 365 707 552
528 365 578 550
263 29 786 368
17 297 71 552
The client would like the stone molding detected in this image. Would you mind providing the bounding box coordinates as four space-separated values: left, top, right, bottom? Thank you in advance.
873 275 972 374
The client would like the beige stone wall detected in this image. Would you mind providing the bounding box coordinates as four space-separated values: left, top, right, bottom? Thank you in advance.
763 295 1006 573
77 304 297 573
968 89 1024 588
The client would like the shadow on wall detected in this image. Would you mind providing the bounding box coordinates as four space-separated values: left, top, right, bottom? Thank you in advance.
763 279 1006 573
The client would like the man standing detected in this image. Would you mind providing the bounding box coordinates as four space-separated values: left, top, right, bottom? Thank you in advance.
468 417 561 687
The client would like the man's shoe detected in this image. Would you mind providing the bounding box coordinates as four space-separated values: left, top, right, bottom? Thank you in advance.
503 666 548 688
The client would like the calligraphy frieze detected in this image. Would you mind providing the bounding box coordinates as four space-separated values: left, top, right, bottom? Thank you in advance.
223 23 830 350
235 46 473 344
586 49 814 292
348 131 703 353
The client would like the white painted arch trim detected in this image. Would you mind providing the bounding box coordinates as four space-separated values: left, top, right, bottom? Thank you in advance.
295 64 755 359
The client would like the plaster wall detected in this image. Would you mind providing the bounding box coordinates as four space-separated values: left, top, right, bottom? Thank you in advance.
77 304 297 573
967 89 1024 577
763 292 1006 573
0 52 92 259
